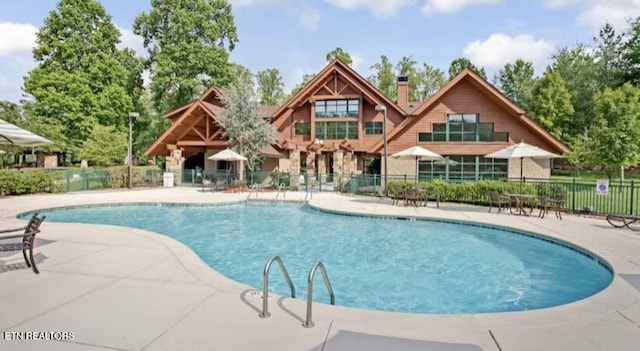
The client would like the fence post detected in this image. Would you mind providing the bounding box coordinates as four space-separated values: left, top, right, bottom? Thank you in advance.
65 169 70 192
571 177 576 213
631 180 635 215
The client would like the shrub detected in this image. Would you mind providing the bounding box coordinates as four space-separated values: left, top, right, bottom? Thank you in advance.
0 169 62 195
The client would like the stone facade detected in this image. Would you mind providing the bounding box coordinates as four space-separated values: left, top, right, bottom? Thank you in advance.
317 154 326 174
289 150 300 189
333 150 344 189
306 152 316 175
166 149 184 185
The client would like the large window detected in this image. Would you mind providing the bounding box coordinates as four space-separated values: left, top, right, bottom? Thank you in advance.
418 114 509 142
315 121 358 139
315 100 359 118
418 156 508 182
294 122 311 135
365 122 383 135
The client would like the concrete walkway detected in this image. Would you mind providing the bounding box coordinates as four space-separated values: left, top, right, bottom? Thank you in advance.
0 187 639 351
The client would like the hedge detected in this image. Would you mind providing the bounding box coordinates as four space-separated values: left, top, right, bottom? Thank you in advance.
0 169 63 195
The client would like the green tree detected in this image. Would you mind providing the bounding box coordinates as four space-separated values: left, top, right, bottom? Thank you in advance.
528 70 574 142
326 47 352 65
256 68 285 105
229 63 254 89
550 45 601 135
134 0 239 113
448 57 487 80
0 101 21 125
395 56 421 102
218 73 276 171
593 22 625 88
619 17 640 85
369 55 396 100
78 124 127 166
417 64 446 100
586 84 640 179
493 59 536 110
23 0 135 152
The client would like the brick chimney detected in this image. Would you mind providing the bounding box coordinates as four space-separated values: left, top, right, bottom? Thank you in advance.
396 76 409 106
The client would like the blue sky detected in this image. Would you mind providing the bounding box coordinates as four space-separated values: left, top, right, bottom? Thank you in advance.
1 0 639 103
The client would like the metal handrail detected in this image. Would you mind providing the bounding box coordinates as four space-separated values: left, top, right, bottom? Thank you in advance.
259 255 296 318
304 187 313 204
303 261 335 328
247 183 258 200
273 183 286 203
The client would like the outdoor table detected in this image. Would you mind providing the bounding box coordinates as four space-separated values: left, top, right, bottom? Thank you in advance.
507 194 539 216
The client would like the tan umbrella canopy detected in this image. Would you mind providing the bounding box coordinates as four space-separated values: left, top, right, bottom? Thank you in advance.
484 141 562 181
391 146 443 183
0 118 53 147
208 148 248 181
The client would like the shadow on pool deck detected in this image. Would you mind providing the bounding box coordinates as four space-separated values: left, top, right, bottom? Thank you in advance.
310 330 485 351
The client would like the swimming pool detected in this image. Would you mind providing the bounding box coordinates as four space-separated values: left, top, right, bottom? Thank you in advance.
35 203 612 314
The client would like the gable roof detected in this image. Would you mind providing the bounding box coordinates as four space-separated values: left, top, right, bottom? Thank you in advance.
270 59 406 122
368 68 569 154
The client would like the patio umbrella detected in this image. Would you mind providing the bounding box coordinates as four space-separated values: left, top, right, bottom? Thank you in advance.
0 118 53 146
391 146 443 183
207 148 248 181
484 141 562 182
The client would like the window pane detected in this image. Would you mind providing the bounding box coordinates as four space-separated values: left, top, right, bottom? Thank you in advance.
348 122 358 139
348 100 359 117
494 132 508 142
463 114 477 123
449 133 462 141
432 133 446 142
418 133 431 142
433 124 446 133
448 114 463 123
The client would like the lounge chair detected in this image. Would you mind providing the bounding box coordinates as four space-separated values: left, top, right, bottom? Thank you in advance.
0 213 46 274
606 214 640 232
488 190 511 214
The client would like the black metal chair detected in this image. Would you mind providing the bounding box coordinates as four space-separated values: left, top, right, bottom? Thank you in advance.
0 213 46 274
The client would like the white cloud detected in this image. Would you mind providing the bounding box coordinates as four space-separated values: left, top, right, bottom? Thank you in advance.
463 33 554 70
230 0 321 30
117 27 146 56
422 0 502 14
324 0 416 18
350 53 364 70
0 22 37 57
543 0 640 30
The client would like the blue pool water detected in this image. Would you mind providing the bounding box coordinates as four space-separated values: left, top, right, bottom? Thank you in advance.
35 203 612 314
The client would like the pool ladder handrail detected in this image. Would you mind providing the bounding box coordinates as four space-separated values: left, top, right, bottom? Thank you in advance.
259 255 296 318
303 261 335 328
273 183 286 203
304 187 313 204
247 183 259 200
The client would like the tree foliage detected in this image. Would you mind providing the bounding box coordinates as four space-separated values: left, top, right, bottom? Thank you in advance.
78 124 127 166
417 64 446 101
326 47 352 65
585 84 640 177
134 0 238 113
218 74 276 170
527 70 574 141
494 59 536 109
395 56 421 102
619 17 640 85
448 57 487 80
369 55 396 100
23 0 135 152
550 45 600 135
256 68 285 105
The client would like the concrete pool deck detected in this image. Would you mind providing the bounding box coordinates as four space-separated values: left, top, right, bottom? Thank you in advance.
0 187 639 351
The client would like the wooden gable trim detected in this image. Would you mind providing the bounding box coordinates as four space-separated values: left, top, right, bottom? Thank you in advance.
162 102 193 119
144 102 201 156
271 59 406 122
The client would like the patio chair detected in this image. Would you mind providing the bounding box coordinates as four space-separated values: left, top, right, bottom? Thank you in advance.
214 178 228 191
423 191 440 208
0 213 46 274
404 187 422 207
539 193 565 219
606 213 640 232
488 191 511 214
388 186 403 206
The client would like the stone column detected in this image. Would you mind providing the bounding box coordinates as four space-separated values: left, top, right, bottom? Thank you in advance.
317 154 326 175
289 149 300 190
166 149 184 185
306 152 316 175
333 150 344 190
